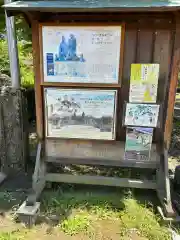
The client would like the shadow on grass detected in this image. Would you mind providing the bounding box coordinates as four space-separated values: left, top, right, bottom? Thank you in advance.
0 183 173 239
37 184 158 225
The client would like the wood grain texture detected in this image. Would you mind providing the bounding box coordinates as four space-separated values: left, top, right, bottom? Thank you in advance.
32 13 175 149
45 173 157 189
45 138 158 162
153 28 173 144
32 20 44 139
164 15 180 149
119 24 137 140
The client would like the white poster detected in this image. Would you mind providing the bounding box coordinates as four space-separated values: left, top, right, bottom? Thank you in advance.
44 88 117 140
125 103 159 127
42 26 121 83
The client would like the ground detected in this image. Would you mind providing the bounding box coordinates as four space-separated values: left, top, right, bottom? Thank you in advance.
169 93 180 173
1 97 180 240
0 187 172 240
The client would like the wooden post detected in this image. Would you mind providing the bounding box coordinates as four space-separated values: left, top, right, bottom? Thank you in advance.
31 20 43 140
4 0 20 88
164 15 180 149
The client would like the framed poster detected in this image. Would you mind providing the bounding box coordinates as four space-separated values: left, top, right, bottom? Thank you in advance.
44 88 117 140
129 64 159 103
124 127 153 161
41 25 123 84
124 103 159 127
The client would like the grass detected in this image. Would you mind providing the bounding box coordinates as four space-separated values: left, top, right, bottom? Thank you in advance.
0 187 173 240
176 93 180 101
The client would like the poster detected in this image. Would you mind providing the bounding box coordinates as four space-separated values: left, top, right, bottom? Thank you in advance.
129 64 159 103
44 88 117 140
42 26 121 83
124 127 153 161
125 103 159 127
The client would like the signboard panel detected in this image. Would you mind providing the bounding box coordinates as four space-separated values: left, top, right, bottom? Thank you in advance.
44 88 117 140
124 103 159 127
124 127 153 161
129 64 159 103
41 25 122 84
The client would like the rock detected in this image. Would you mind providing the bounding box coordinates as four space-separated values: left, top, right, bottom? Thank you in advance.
0 73 11 87
173 165 180 191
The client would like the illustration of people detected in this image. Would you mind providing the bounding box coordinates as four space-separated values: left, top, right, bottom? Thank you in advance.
79 53 85 62
56 33 86 63
55 53 59 61
67 34 77 60
59 36 68 61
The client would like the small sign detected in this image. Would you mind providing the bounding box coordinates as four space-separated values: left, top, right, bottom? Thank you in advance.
129 64 159 103
124 103 159 127
124 127 153 161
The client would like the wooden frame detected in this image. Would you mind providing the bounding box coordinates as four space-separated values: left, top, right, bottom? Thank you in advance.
16 11 180 222
43 87 118 141
39 22 125 87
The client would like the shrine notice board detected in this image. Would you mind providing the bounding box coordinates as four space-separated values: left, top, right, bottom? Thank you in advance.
38 23 125 143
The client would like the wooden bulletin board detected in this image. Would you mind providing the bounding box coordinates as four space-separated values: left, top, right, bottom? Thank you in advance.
36 22 125 145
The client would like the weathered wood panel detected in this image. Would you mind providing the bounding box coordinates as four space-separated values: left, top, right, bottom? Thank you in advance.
153 28 173 143
46 173 157 189
32 20 44 140
164 16 180 149
45 139 157 162
119 24 137 140
136 29 154 63
34 13 175 148
153 29 172 104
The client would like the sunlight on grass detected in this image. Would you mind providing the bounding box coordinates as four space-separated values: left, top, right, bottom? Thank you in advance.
120 198 171 240
0 189 172 239
0 231 26 240
41 190 171 239
176 93 180 100
60 213 91 235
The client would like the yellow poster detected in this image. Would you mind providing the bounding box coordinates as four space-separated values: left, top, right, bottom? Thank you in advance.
129 64 159 103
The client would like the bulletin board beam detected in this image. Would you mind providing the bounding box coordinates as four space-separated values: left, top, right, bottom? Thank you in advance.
32 20 44 140
45 173 157 189
164 14 180 149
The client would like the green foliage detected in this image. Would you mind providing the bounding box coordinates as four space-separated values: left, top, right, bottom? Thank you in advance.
0 39 10 75
16 16 32 42
61 214 91 235
0 40 34 87
0 0 33 88
18 42 34 87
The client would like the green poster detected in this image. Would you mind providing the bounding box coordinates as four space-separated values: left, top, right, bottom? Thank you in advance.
124 127 153 161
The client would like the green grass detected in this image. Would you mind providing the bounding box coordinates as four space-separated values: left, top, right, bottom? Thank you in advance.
41 189 171 239
60 214 91 235
176 93 180 101
0 231 26 240
0 188 173 240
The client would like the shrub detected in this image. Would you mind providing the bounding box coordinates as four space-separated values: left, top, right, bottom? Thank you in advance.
0 39 34 88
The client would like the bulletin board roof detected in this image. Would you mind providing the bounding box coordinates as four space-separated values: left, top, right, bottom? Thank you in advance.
3 0 180 13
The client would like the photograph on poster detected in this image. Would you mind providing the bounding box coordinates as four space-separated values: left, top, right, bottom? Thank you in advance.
44 88 117 140
129 64 159 103
41 25 122 83
124 103 159 127
124 127 153 161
